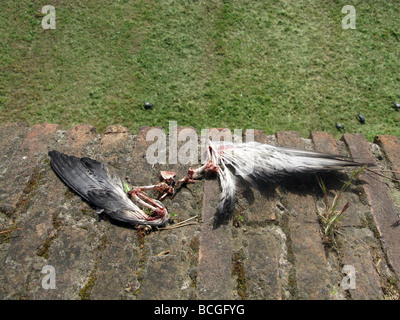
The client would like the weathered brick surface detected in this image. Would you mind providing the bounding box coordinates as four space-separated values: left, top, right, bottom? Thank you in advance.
0 122 29 177
286 192 332 299
236 129 286 300
0 123 59 214
374 135 400 181
276 131 302 148
86 125 137 300
197 175 232 299
137 126 201 300
99 124 130 155
61 124 97 155
0 123 101 299
197 128 232 300
1 123 400 300
312 132 383 299
310 132 339 155
0 123 30 214
312 131 367 228
343 134 400 281
241 226 286 300
338 228 384 299
277 131 333 299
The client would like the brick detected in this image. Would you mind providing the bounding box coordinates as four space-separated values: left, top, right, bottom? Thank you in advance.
242 129 276 223
0 123 30 213
287 192 331 299
62 124 97 155
138 127 202 299
89 126 139 300
89 230 140 300
312 133 383 299
311 132 364 227
0 123 59 213
311 132 383 300
251 129 269 144
197 173 232 299
310 132 339 155
228 130 284 299
42 226 97 299
128 126 162 185
99 124 130 154
374 135 400 181
276 131 302 148
2 121 397 300
0 123 102 299
132 126 201 299
197 129 232 300
338 228 383 299
33 124 100 299
0 122 29 178
128 127 163 187
277 131 331 299
19 123 60 156
244 228 283 299
342 134 400 280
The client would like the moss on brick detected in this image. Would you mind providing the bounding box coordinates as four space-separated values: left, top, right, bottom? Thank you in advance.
232 250 247 300
36 235 54 259
79 234 109 300
79 272 98 300
14 167 45 215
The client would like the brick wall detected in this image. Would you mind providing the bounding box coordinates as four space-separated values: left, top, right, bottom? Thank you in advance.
0 122 399 299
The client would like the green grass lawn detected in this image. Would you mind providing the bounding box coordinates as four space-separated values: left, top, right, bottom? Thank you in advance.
1 0 399 141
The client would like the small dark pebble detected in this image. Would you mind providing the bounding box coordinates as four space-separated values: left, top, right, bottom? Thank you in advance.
144 102 154 109
357 114 365 124
335 123 344 131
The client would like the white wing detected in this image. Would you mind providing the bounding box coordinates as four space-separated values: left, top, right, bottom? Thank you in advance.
206 141 367 215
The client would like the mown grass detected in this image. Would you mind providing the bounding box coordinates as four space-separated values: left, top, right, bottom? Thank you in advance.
0 0 399 140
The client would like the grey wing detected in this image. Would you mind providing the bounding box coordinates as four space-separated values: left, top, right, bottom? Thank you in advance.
48 150 146 225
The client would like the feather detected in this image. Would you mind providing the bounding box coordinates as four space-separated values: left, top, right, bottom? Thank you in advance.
216 160 237 215
48 150 169 226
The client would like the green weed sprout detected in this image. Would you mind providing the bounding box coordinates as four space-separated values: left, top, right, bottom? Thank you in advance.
317 165 368 242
